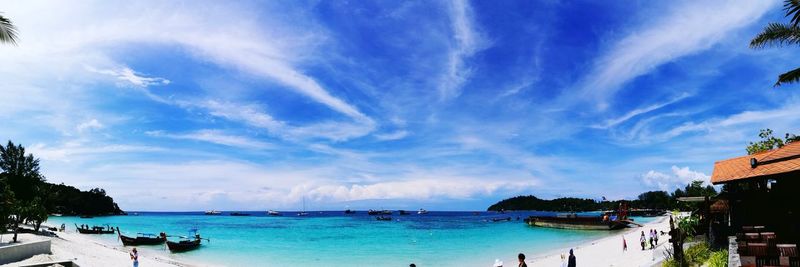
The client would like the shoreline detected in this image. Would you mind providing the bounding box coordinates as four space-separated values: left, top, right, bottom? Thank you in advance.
524 215 671 267
3 216 673 267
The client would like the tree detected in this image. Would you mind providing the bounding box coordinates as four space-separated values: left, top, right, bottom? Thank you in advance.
636 191 672 210
0 141 46 242
750 0 800 86
746 129 799 154
0 13 18 45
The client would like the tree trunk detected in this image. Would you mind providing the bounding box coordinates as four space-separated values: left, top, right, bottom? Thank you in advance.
669 215 685 266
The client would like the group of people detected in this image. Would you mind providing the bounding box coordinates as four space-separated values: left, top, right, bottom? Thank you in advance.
638 229 659 250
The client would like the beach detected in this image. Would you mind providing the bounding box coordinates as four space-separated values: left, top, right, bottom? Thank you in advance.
2 214 672 267
0 231 198 267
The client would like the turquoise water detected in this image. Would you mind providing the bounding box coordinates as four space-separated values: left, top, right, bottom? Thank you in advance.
46 211 656 266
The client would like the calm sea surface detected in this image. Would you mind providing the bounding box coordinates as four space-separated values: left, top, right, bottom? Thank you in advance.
46 211 656 266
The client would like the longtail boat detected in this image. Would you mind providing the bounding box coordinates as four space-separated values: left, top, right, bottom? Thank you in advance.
524 203 641 230
75 224 115 234
117 228 167 246
167 234 208 252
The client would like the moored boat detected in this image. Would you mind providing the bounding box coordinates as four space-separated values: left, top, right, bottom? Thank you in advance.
204 210 222 215
417 208 428 214
267 210 282 216
344 209 356 214
117 228 167 246
166 234 205 252
524 203 638 230
75 224 115 234
376 215 392 221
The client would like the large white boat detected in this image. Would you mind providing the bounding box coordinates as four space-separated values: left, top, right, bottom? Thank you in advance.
417 208 428 214
267 210 282 216
204 210 222 215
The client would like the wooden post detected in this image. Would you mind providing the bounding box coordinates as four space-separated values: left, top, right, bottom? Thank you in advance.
669 215 685 265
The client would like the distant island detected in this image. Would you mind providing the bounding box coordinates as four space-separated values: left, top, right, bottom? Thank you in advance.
487 181 717 212
44 183 124 216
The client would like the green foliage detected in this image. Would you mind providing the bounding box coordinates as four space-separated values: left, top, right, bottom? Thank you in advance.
637 191 672 210
746 129 799 154
706 250 728 267
44 183 123 216
487 195 600 211
661 258 680 267
678 215 699 239
685 243 711 264
750 0 800 86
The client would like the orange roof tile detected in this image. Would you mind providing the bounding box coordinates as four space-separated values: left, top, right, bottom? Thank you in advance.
711 141 800 184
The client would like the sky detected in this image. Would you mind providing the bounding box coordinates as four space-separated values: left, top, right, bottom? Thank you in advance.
1 0 799 211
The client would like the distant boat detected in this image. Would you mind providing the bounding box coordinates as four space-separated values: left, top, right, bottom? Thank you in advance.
117 228 166 246
230 212 251 216
297 197 309 216
491 217 512 222
398 210 410 215
344 209 356 214
51 213 63 217
376 215 392 221
204 210 222 215
417 209 428 215
267 210 282 216
381 210 392 215
524 204 639 230
75 224 115 234
367 209 380 215
79 215 94 218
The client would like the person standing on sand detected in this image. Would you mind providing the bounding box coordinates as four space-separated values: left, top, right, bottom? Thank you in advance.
130 248 139 267
517 253 527 267
567 249 576 267
654 229 659 246
640 231 646 250
623 236 627 251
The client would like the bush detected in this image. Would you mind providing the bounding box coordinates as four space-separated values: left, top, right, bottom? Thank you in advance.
661 258 680 267
706 250 728 267
685 243 711 264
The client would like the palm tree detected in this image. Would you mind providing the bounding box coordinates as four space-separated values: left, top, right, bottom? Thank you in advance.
0 13 19 45
750 0 800 86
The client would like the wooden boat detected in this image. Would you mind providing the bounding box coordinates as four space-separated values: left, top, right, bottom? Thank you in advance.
75 224 115 234
117 228 167 246
166 235 204 252
376 216 392 221
524 204 639 230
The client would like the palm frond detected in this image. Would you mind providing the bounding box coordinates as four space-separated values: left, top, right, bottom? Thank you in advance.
785 0 800 27
0 13 19 45
750 23 800 48
775 66 800 86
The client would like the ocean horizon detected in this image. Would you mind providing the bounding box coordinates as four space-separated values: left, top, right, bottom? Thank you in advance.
46 211 657 266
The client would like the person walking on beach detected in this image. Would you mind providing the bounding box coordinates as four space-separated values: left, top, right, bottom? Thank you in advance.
639 231 646 250
622 236 627 251
567 249 576 267
648 229 654 249
517 253 528 267
654 229 659 246
130 248 139 267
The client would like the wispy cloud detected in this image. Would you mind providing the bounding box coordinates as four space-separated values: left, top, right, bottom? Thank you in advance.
577 0 775 109
593 92 691 129
145 130 272 150
374 130 409 141
439 0 489 100
76 118 104 132
87 66 170 87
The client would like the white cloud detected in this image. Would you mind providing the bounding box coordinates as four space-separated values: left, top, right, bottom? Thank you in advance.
29 142 163 162
145 129 272 150
76 118 103 132
439 0 489 100
593 92 691 129
578 0 775 109
641 165 710 191
87 66 170 87
374 130 409 141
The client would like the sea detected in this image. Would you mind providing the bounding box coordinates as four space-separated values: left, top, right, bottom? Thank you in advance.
45 211 657 266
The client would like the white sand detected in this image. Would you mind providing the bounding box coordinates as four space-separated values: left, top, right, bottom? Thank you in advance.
523 216 672 267
0 231 201 267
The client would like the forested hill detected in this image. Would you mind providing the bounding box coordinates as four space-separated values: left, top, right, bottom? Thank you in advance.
45 183 125 216
487 195 603 212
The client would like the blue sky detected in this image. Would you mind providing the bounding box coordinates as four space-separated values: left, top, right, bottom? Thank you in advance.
2 0 799 211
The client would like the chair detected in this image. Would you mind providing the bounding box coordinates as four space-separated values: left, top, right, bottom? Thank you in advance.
778 244 798 266
746 233 762 242
750 243 768 256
